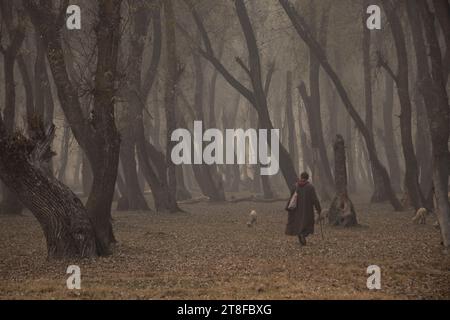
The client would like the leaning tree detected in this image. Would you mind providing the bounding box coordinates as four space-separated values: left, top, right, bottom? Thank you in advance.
25 0 123 255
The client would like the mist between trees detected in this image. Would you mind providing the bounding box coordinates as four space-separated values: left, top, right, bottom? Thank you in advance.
0 0 448 259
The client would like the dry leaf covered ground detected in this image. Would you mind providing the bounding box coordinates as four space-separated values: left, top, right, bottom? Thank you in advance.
0 196 449 299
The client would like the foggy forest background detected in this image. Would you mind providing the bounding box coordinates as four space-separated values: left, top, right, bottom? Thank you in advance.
0 0 449 263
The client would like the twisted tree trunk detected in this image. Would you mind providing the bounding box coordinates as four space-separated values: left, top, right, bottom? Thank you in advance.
0 120 96 259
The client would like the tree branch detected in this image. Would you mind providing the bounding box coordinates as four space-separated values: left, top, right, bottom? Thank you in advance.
264 60 276 97
235 57 251 77
376 51 398 84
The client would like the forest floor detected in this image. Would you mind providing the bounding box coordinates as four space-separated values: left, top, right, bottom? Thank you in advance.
0 193 449 300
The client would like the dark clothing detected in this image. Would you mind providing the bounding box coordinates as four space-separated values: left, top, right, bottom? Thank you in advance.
285 180 321 237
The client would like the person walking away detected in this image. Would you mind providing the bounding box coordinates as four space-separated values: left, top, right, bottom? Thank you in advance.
285 172 322 245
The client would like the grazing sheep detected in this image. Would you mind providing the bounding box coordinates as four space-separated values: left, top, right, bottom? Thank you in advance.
247 210 257 227
412 207 428 225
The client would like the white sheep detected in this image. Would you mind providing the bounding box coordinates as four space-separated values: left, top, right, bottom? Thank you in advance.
247 210 257 227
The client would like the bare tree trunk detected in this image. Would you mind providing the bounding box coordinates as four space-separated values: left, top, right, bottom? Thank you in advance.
222 93 242 192
345 113 356 193
163 0 182 212
432 0 450 85
298 84 332 200
0 2 25 215
0 121 96 259
34 32 46 120
81 153 92 197
84 0 123 253
328 135 357 227
117 0 152 212
297 103 313 174
119 144 149 210
406 3 434 210
362 4 388 203
285 71 297 171
73 148 82 191
380 2 423 210
17 54 35 131
382 73 402 194
414 93 433 208
176 165 192 201
191 47 225 201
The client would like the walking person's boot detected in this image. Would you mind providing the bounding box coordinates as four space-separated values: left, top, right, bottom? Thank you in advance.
298 234 306 246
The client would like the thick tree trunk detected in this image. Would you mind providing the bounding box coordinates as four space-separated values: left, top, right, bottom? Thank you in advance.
17 55 35 130
414 93 433 208
285 71 297 171
136 133 174 212
162 0 182 212
115 168 128 210
406 3 435 210
382 74 402 194
73 149 82 191
84 0 123 253
33 32 45 120
117 0 152 212
250 109 262 194
0 34 25 215
279 0 402 211
191 52 226 201
0 120 96 259
432 0 450 85
222 93 242 192
176 165 192 201
81 153 92 197
119 141 149 211
298 83 332 200
362 7 388 203
298 105 313 174
328 135 357 227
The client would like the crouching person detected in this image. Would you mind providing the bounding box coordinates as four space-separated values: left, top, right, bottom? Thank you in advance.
285 172 322 246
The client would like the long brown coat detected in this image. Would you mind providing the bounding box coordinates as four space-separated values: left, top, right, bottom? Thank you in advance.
285 181 321 236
